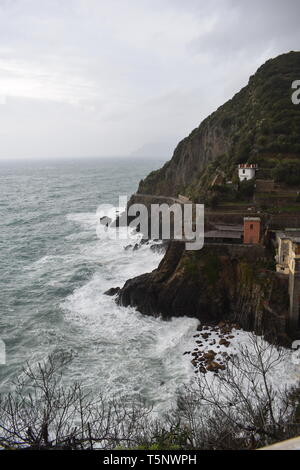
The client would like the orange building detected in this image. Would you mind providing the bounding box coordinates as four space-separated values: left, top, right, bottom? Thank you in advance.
243 217 261 244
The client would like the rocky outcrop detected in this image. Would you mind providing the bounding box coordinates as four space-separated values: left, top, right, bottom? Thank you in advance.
104 287 120 296
117 242 291 345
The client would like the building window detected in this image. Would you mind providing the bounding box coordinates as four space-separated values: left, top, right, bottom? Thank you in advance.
250 224 253 230
243 170 245 174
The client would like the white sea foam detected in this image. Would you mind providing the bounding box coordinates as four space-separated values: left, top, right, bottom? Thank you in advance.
57 210 300 413
66 212 99 229
59 212 199 411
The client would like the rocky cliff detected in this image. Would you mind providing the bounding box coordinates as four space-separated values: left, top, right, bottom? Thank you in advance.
115 52 300 345
137 51 300 200
117 242 290 345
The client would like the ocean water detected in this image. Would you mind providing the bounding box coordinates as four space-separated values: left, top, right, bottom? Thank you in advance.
0 157 199 412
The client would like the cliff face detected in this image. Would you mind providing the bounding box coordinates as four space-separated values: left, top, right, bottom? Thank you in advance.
137 51 300 199
117 242 290 345
138 121 232 197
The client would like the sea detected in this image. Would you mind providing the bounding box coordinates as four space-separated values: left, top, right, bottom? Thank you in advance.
0 157 200 413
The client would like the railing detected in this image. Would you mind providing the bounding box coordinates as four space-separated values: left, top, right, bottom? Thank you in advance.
259 436 300 450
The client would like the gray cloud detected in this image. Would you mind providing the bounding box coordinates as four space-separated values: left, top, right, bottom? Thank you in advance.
0 0 299 160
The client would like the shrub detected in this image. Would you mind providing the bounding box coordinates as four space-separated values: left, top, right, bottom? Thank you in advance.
272 160 300 185
238 180 255 200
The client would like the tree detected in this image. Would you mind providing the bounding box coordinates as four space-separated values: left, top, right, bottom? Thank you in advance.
168 334 300 450
0 353 152 450
272 160 300 186
0 336 299 450
238 179 255 200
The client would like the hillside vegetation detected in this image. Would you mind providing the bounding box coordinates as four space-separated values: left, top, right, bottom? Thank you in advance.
137 51 300 202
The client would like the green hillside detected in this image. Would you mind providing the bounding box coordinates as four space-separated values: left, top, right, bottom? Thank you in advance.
137 51 300 204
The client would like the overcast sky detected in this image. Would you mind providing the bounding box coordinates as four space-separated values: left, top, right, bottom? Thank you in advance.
0 0 299 160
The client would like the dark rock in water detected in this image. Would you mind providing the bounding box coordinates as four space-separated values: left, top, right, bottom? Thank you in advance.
219 338 230 347
203 351 216 361
104 287 120 296
206 361 222 373
124 244 133 251
150 240 169 254
112 211 137 228
201 333 210 340
125 239 159 252
100 216 112 228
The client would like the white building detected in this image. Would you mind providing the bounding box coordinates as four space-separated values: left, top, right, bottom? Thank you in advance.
238 164 258 182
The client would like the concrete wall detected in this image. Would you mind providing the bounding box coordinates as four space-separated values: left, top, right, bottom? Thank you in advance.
288 257 300 333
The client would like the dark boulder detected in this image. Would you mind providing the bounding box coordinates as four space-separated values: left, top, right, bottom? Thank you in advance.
124 244 133 251
100 216 112 228
150 241 169 254
104 287 120 296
